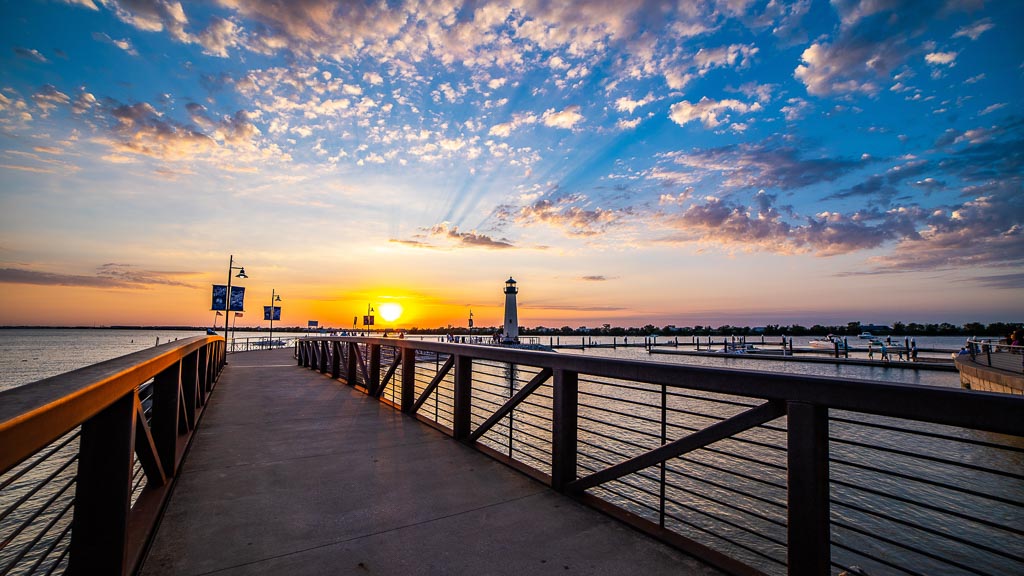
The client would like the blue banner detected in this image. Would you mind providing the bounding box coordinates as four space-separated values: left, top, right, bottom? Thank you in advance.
211 285 227 311
213 285 246 311
264 306 281 321
229 286 245 312
308 320 318 327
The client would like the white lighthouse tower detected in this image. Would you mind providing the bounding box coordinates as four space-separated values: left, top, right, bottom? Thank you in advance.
503 277 519 344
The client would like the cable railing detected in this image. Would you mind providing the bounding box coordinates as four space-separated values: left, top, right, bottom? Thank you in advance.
226 336 299 354
0 335 224 576
297 336 1024 576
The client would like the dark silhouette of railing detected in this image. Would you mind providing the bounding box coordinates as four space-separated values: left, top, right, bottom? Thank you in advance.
0 335 224 576
297 336 1024 576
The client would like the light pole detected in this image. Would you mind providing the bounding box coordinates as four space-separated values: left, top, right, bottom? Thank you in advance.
269 290 281 349
224 255 247 340
365 304 374 336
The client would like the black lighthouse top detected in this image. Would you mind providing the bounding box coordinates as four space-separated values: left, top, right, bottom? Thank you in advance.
504 277 518 294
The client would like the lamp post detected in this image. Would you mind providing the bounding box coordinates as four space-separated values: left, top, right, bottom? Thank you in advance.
365 304 374 336
224 255 248 341
269 290 281 349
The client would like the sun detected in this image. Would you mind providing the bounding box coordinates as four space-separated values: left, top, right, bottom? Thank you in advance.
378 302 403 322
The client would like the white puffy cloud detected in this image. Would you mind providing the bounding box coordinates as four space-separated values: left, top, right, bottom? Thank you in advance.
541 106 583 130
925 51 957 66
669 97 760 129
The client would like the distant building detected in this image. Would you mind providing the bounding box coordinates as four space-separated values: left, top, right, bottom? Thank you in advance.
503 277 519 343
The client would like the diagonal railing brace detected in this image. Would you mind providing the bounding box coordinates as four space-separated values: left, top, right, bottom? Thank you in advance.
469 367 552 443
373 350 403 398
569 399 786 493
353 344 372 389
412 355 455 414
133 394 167 487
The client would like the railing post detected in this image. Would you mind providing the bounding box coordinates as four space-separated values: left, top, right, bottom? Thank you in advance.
320 341 329 373
346 342 358 386
68 391 136 575
151 362 181 477
181 351 198 431
787 401 830 575
332 341 341 379
551 368 578 492
401 346 416 412
196 346 209 405
369 344 381 392
453 354 473 441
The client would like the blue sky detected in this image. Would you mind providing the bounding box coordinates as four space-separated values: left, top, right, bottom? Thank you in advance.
0 0 1021 327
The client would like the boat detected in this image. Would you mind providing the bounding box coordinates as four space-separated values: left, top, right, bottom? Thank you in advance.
858 332 875 339
720 342 758 354
809 334 847 349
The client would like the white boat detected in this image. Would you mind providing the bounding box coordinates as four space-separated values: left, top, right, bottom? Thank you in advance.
858 332 875 339
809 335 847 349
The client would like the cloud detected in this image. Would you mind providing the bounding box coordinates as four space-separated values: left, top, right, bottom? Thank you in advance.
428 223 514 249
14 47 48 63
972 272 1024 289
499 195 627 237
580 275 611 281
0 264 194 288
978 103 1006 116
793 0 968 96
669 97 760 129
864 185 1024 272
542 106 584 130
925 51 957 66
657 191 925 256
31 85 71 116
92 32 139 55
661 140 863 190
105 0 191 42
196 16 242 57
953 18 993 41
615 94 655 114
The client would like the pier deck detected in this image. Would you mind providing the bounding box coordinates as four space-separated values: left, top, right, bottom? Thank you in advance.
140 349 721 575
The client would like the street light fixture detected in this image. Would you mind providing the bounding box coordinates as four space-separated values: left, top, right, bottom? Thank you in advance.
225 255 247 341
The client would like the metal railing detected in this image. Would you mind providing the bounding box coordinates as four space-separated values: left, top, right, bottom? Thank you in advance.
226 336 299 354
297 336 1024 576
966 338 1024 374
0 335 225 576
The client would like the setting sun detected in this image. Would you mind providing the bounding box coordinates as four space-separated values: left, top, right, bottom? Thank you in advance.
378 303 403 323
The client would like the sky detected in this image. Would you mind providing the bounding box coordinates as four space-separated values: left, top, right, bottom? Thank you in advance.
0 0 1021 330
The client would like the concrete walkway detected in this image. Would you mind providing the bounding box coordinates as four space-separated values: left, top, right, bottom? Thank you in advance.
141 349 721 575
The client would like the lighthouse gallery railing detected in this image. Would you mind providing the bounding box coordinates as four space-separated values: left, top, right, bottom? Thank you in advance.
297 336 1023 576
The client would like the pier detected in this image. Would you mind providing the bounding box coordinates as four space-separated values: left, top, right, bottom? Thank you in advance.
2 335 1022 575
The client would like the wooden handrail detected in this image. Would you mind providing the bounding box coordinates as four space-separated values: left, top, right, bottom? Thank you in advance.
0 335 225 576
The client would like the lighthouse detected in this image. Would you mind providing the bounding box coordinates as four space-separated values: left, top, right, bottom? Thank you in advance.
503 277 519 344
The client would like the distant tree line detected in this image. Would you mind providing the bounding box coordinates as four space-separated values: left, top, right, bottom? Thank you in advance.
11 321 1019 338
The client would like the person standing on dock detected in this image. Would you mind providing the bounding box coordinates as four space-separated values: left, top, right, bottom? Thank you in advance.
880 342 889 362
911 339 918 362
